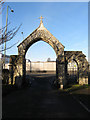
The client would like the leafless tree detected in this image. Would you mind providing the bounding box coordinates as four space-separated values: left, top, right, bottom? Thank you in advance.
0 0 5 14
0 24 22 52
0 0 22 52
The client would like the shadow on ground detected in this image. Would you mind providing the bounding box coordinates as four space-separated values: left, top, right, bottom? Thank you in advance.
2 72 90 119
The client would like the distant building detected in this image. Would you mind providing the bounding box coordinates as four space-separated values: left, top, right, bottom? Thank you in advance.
26 60 56 72
0 53 80 72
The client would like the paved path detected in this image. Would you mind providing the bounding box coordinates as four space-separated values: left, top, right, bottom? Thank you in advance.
2 76 89 119
71 86 90 112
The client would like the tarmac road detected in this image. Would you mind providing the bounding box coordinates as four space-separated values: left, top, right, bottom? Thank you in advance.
2 73 90 119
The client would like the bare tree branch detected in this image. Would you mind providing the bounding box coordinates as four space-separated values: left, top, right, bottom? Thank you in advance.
0 40 19 52
0 24 22 45
0 0 22 52
0 0 6 14
0 22 11 32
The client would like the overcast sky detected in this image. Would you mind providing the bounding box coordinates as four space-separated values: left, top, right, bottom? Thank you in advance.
2 2 88 61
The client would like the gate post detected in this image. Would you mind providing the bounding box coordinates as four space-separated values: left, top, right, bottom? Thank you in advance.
9 55 16 85
78 60 89 85
9 55 26 88
57 55 67 89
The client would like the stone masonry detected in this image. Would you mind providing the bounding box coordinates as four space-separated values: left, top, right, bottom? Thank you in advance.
9 17 89 89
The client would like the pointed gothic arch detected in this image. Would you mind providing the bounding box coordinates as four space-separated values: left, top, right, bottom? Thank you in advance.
9 19 66 89
17 21 64 57
9 17 89 89
64 51 89 84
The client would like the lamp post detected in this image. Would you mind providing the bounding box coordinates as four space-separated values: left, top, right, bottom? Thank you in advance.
3 5 14 69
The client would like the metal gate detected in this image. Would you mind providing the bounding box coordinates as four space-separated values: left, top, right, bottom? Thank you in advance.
67 60 79 84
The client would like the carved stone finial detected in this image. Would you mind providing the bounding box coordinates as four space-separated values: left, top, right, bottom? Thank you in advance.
39 16 44 24
38 16 45 30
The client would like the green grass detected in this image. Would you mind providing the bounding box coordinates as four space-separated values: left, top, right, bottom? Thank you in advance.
59 84 89 93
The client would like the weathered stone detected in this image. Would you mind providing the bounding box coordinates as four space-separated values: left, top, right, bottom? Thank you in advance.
9 19 89 89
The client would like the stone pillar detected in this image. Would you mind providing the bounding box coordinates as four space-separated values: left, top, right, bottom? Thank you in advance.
78 60 89 85
9 55 26 88
9 55 16 85
22 57 26 85
57 55 67 89
56 58 58 79
9 64 13 84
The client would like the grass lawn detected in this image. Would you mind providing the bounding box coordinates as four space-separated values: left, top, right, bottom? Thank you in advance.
59 84 90 93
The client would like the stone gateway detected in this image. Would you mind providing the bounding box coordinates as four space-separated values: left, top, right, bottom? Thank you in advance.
9 16 89 89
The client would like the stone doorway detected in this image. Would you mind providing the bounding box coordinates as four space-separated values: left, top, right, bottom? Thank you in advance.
67 59 79 84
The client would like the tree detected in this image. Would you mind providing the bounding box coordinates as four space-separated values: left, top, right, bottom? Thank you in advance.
0 0 5 14
0 24 22 52
47 58 51 62
0 0 22 70
0 0 22 52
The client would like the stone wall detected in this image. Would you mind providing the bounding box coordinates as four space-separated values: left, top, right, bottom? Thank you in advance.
8 20 89 89
26 61 56 72
56 54 67 89
64 51 89 85
9 51 89 89
9 55 26 87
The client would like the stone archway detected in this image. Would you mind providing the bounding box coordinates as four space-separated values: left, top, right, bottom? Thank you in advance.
64 51 89 85
9 18 66 89
9 17 89 89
